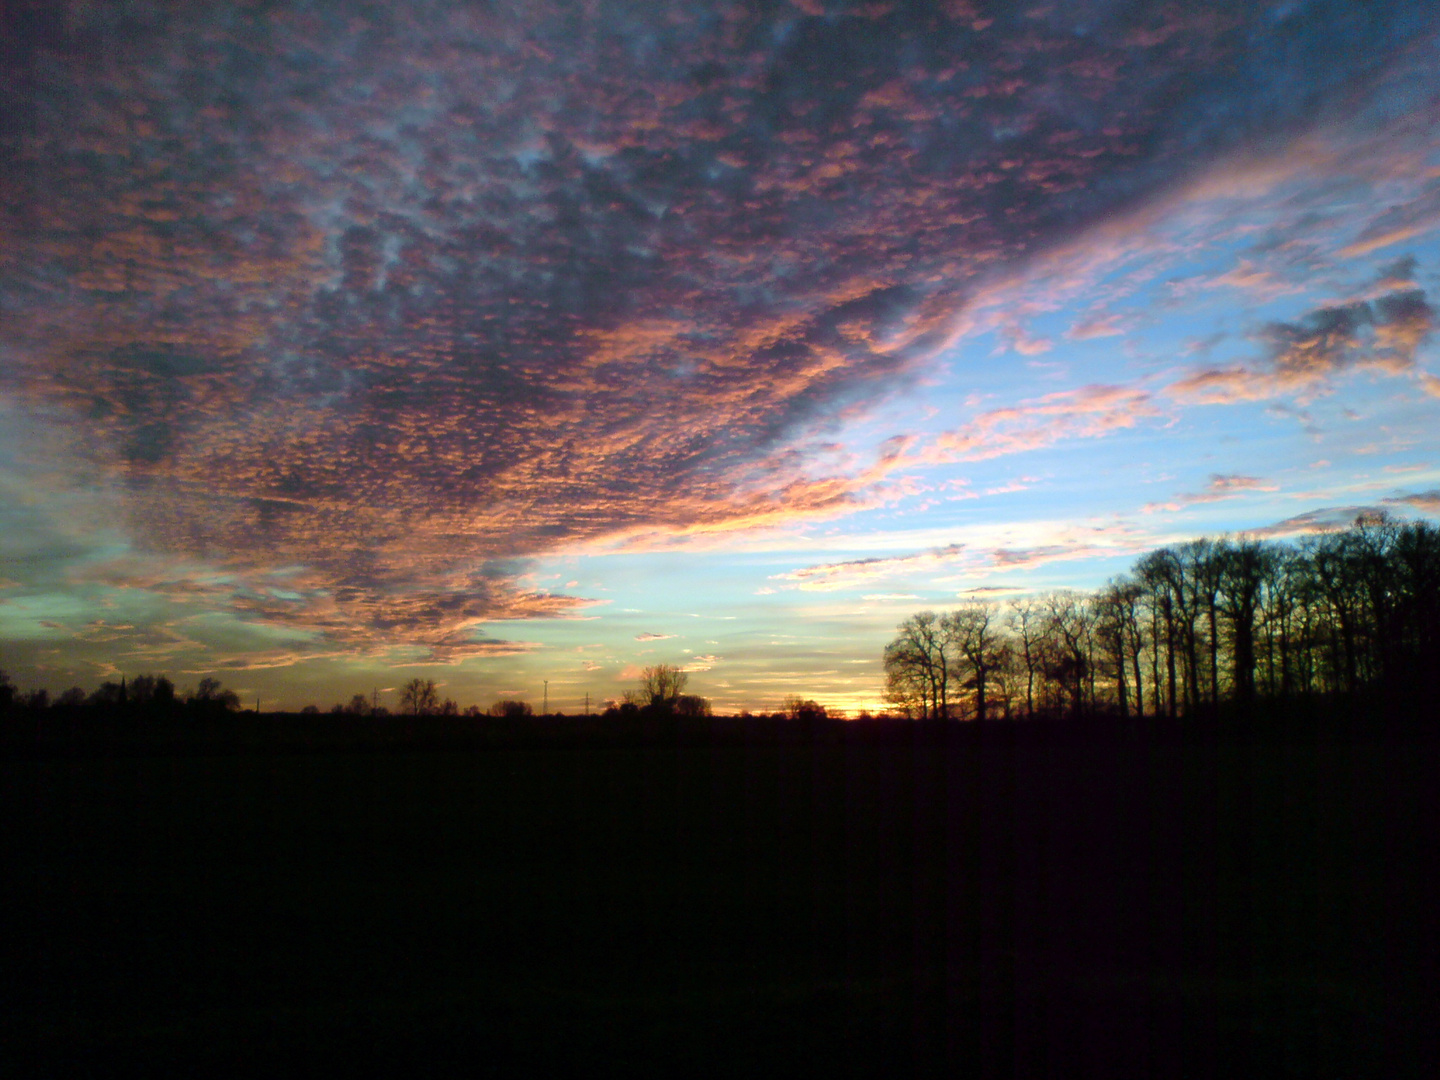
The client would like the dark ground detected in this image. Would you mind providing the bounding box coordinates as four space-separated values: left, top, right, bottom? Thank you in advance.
3 712 1437 1078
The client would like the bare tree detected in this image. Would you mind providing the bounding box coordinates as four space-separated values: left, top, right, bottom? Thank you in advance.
1304 532 1364 693
883 611 951 719
1184 539 1226 710
1094 580 1134 719
1137 548 1198 717
1007 598 1044 717
946 601 1002 722
882 660 926 718
1388 516 1440 685
400 677 439 716
638 664 689 710
1041 591 1092 719
1216 539 1271 708
987 640 1020 719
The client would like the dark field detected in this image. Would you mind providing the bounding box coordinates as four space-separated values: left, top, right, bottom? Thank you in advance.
3 718 1437 1077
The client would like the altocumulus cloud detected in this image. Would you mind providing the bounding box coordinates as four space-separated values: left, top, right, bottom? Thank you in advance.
2 0 1437 652
1168 284 1437 405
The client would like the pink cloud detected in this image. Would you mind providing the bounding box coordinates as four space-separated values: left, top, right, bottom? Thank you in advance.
1166 365 1277 405
933 384 1159 462
1066 313 1132 340
1386 490 1440 514
776 543 965 592
1339 181 1440 257
1167 286 1436 405
998 324 1054 356
1142 473 1280 513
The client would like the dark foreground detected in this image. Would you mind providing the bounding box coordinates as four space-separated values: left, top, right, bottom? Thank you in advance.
3 712 1437 1078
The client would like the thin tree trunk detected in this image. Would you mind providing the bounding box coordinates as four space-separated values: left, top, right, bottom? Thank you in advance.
1165 597 1178 720
1208 602 1221 709
1150 605 1163 717
1132 643 1145 721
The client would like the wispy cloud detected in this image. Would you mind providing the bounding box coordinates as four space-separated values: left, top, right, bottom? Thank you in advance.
1066 313 1133 341
777 544 965 592
997 324 1054 356
1386 489 1440 514
1143 473 1280 514
1248 506 1392 537
933 385 1159 462
1340 181 1440 257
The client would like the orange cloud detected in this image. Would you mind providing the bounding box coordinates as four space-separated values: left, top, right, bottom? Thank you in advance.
1165 365 1276 405
1168 287 1436 404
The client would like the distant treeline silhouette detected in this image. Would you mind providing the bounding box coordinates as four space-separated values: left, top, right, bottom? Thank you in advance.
0 664 716 724
884 513 1440 720
0 673 242 717
5 515 1436 728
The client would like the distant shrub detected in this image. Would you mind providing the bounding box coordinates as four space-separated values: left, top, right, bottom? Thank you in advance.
675 694 712 718
783 696 828 721
190 677 241 713
488 699 533 719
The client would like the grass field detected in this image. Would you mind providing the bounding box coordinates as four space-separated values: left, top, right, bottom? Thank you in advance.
3 717 1436 1077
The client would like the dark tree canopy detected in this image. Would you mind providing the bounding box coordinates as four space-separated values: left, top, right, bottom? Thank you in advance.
885 515 1440 720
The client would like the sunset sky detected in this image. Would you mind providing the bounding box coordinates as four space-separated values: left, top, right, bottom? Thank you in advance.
3 0 1440 713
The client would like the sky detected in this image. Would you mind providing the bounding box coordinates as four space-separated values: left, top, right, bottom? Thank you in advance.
3 0 1440 714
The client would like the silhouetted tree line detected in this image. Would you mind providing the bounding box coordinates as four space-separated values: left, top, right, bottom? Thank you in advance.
0 665 717 726
18 511 1432 733
884 514 1440 720
0 672 243 717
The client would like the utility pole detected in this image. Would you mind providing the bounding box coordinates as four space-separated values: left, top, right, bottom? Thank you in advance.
585 691 590 716
543 680 549 715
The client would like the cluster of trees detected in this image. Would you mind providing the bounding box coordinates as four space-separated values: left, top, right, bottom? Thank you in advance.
606 665 712 717
376 679 537 718
884 515 1440 720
